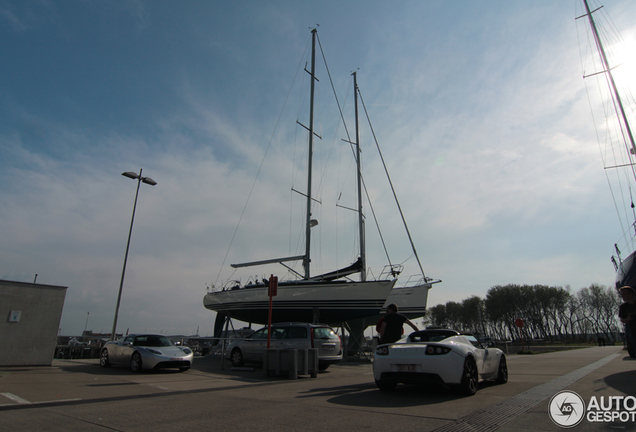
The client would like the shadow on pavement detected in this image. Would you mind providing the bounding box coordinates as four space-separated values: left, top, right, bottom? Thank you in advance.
297 380 480 408
603 360 636 395
53 359 189 376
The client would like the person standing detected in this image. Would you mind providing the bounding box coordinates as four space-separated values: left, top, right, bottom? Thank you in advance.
619 286 636 358
379 303 419 344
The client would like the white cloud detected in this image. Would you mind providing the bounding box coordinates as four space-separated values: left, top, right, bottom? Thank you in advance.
2 0 635 335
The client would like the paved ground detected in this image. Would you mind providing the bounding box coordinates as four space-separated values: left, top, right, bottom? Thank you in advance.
0 345 634 431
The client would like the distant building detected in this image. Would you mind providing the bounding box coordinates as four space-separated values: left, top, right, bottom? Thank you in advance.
1 279 67 366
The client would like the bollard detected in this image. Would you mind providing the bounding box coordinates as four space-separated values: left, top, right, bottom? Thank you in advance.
288 349 298 379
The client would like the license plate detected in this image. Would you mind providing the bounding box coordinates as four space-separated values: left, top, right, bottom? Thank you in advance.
396 364 416 372
323 346 334 351
170 358 183 361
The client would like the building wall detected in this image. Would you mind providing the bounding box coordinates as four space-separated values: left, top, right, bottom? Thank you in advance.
0 280 67 366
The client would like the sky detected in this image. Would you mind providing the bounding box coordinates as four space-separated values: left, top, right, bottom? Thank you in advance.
2 0 636 337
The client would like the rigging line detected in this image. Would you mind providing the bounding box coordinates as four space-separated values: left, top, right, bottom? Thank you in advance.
582 46 632 253
362 166 393 267
341 126 395 271
336 80 353 194
334 81 354 268
631 187 636 236
586 2 636 181
337 82 393 267
313 37 347 217
213 35 312 288
578 7 634 234
316 33 361 267
290 50 311 270
358 87 428 280
316 33 352 145
590 9 636 234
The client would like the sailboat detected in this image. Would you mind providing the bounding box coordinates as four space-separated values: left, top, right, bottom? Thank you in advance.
203 30 403 334
578 0 636 288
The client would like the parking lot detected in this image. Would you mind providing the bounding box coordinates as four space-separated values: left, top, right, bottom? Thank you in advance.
1 345 634 431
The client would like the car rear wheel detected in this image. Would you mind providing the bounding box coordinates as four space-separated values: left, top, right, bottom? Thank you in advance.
100 349 110 368
230 348 244 367
318 363 330 371
459 357 478 396
495 355 508 384
375 379 397 391
130 352 143 372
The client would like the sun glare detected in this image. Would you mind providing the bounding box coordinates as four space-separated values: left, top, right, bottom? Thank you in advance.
602 25 636 101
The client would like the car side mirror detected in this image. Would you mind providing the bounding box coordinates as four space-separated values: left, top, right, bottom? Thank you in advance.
123 342 132 347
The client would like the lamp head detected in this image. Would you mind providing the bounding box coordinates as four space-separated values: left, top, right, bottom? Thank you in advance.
122 172 139 180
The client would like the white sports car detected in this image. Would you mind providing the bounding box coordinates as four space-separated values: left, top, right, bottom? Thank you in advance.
373 329 508 395
100 334 193 372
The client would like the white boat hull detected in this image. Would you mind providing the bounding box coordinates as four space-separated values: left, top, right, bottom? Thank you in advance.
381 283 430 318
204 279 396 325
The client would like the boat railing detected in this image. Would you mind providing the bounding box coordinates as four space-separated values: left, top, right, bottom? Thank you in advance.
400 274 442 288
399 274 427 288
379 264 403 281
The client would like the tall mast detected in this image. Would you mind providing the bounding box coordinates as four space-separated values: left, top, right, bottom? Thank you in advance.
352 72 366 281
303 29 317 280
582 0 636 154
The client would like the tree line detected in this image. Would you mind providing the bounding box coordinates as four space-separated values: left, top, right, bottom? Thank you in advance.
427 284 623 343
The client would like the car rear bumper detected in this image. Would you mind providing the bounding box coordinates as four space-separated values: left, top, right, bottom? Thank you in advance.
378 371 445 385
373 350 465 384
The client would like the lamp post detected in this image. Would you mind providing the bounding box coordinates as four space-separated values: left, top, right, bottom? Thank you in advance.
83 312 89 342
111 169 157 340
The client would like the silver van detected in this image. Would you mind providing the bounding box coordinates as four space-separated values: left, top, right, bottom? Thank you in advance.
226 323 342 370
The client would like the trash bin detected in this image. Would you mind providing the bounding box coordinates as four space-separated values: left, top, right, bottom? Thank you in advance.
264 349 318 379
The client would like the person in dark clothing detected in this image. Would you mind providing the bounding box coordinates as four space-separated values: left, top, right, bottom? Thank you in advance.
379 303 419 344
619 286 636 358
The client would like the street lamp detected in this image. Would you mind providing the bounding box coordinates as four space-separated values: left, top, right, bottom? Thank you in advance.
111 169 157 340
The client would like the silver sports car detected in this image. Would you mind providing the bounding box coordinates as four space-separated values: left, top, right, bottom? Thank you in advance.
373 329 508 395
100 334 193 372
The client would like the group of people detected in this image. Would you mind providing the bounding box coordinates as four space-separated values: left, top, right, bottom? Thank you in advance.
377 287 636 357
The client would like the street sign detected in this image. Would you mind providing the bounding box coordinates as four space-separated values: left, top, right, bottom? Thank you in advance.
269 275 278 297
267 275 278 349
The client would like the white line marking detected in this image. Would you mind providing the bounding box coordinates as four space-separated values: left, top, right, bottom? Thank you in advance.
145 384 172 391
1 393 31 404
0 397 81 407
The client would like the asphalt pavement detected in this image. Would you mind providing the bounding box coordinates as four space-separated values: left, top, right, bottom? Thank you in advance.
0 345 634 431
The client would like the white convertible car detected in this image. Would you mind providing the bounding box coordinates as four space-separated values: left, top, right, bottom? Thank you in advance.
100 334 193 372
373 329 508 395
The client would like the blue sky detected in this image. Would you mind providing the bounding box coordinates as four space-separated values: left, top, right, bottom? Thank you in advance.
2 0 636 336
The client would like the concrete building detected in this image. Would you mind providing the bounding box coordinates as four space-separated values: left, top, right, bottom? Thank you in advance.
1 280 67 366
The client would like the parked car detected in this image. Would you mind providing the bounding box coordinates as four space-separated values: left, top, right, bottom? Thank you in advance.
226 323 342 370
479 336 496 347
100 334 193 372
373 329 508 395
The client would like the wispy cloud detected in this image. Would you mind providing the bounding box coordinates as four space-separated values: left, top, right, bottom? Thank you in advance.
2 1 635 335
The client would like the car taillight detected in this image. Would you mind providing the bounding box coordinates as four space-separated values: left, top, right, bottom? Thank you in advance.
376 346 389 356
425 345 450 355
310 328 315 348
